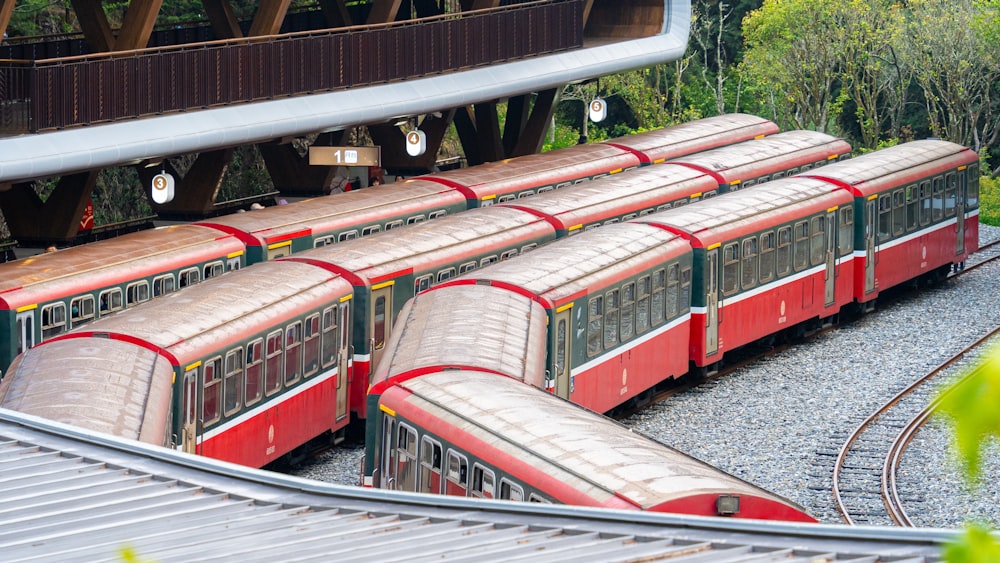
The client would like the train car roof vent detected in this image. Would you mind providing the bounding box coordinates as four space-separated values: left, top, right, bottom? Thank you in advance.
476 279 492 286
716 494 740 516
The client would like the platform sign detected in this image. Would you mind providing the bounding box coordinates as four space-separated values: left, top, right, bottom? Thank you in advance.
309 146 381 167
589 98 607 122
405 130 427 156
151 172 175 204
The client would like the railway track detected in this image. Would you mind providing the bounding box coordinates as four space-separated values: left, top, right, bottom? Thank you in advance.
832 248 1000 526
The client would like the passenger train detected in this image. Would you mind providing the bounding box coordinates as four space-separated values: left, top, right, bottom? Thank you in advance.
0 130 977 520
0 113 780 376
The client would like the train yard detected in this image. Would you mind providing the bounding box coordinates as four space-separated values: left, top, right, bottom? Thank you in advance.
292 225 1000 527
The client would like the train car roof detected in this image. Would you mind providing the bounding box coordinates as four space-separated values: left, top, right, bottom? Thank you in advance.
502 165 713 229
66 260 353 360
668 130 852 185
370 284 547 393
382 370 813 520
800 139 978 197
288 207 554 286
604 113 780 164
418 143 641 202
636 178 853 247
446 223 690 307
0 224 244 309
196 181 466 246
0 408 951 561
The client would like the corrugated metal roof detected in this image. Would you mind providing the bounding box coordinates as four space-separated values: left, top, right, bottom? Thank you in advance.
0 408 948 562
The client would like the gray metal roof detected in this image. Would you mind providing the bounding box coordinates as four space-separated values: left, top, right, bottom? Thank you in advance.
0 408 951 561
0 1 691 184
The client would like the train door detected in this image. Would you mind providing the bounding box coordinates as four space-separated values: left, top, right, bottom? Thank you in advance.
865 197 877 294
15 310 35 356
379 412 396 489
266 241 291 260
552 306 573 399
336 302 351 422
370 283 393 373
824 210 837 307
705 248 719 356
182 366 199 454
954 172 966 255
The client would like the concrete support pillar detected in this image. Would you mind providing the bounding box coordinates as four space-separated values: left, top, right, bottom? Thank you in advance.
136 149 233 217
0 172 98 244
370 110 455 174
455 89 559 165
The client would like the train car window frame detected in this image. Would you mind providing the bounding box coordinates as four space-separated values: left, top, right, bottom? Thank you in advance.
945 172 957 218
415 275 432 293
838 207 854 257
680 266 692 313
429 210 447 219
204 260 225 279
284 321 303 386
722 242 739 296
303 313 320 377
385 220 404 231
436 268 456 283
40 302 67 339
584 224 600 232
338 230 359 242
810 216 826 266
313 235 335 248
179 267 200 289
650 269 665 325
202 356 222 426
537 186 554 194
742 180 755 189
639 208 655 216
407 215 427 225
395 423 418 492
445 450 469 496
620 282 635 341
555 181 572 189
245 338 264 406
587 295 603 357
518 190 535 199
666 264 680 319
905 185 919 231
70 295 96 326
636 275 651 334
500 249 518 261
528 493 552 503
418 436 443 494
776 226 792 277
932 177 944 222
121 281 145 306
15 312 34 355
227 256 241 272
603 289 619 350
603 218 620 226
362 225 381 236
919 181 932 226
793 221 809 272
773 171 784 180
759 232 775 284
459 261 476 274
521 243 538 253
471 463 496 499
152 274 175 297
741 237 758 290
373 295 387 351
891 189 905 236
321 306 339 369
480 255 498 267
497 195 516 204
877 193 892 243
223 348 243 416
499 478 525 502
99 288 123 315
555 316 568 378
264 330 283 396
968 164 980 208
656 204 671 212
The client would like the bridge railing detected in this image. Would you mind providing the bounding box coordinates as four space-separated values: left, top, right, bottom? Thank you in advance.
0 0 581 134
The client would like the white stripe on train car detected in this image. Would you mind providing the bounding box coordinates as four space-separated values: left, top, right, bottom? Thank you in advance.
573 313 690 376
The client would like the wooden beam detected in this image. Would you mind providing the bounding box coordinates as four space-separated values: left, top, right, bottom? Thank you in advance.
367 0 404 24
0 172 98 243
70 0 115 52
0 0 15 41
115 0 164 50
136 150 233 216
509 88 559 157
467 0 500 11
474 102 503 162
317 0 354 28
203 0 244 39
249 0 293 37
259 140 343 196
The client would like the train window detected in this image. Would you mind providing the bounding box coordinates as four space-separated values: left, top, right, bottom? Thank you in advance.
499 479 524 502
338 230 359 242
395 424 418 492
480 255 498 267
620 283 635 341
656 204 671 212
224 348 243 416
340 304 350 367
722 243 739 296
537 186 554 194
555 182 572 189
179 268 200 288
445 451 469 496
40 303 66 339
742 180 755 189
284 322 302 386
202 357 222 426
152 274 175 297
587 296 603 357
639 208 654 216
245 339 263 406
471 464 496 499
518 190 535 198
666 264 680 319
528 493 552 503
838 208 854 257
800 163 812 171
321 306 339 369
436 269 456 283
932 178 944 222
362 225 381 236
385 220 404 231
415 275 433 293
204 261 224 279
99 288 123 314
773 171 784 180
16 312 34 355
603 218 620 226
680 266 692 312
651 269 665 325
264 330 283 396
793 221 809 271
636 276 650 334
497 195 516 204
673 199 687 208
303 314 320 377
584 224 600 231
891 190 905 236
521 243 538 253
742 238 758 290
919 181 932 226
776 226 792 277
419 437 443 494
70 295 95 325
407 215 426 225
759 232 775 284
125 281 149 307
603 289 619 350
555 318 567 378
227 257 241 272
459 262 476 274
787 167 799 175
429 210 447 219
906 185 919 231
968 164 980 208
373 296 387 351
314 235 334 248
500 249 518 260
811 216 827 266
945 172 957 217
